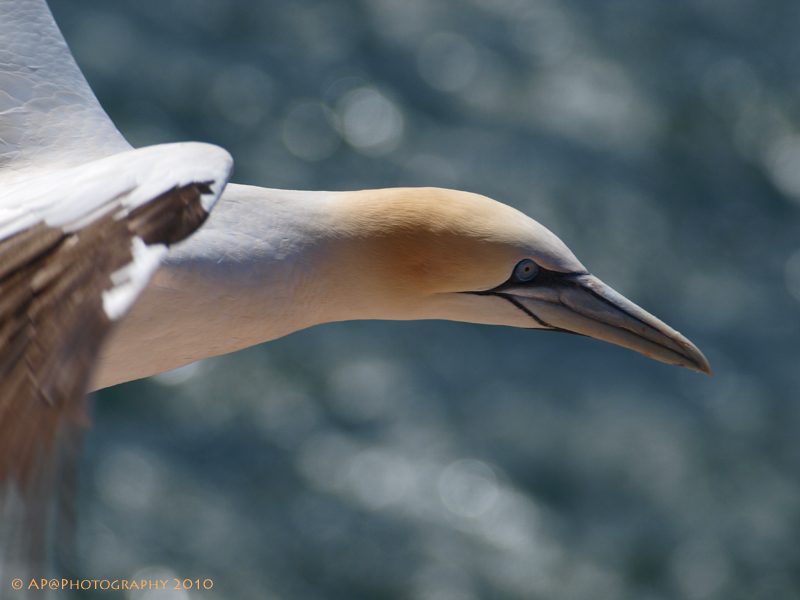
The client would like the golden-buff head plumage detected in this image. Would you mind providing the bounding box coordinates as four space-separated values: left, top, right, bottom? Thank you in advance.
330 187 586 296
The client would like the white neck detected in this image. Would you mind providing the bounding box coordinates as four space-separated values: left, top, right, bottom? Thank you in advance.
91 184 364 390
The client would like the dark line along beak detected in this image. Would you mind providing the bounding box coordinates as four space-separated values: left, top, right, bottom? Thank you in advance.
496 272 712 375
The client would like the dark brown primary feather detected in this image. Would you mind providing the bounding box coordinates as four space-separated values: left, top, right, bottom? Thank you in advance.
0 182 214 588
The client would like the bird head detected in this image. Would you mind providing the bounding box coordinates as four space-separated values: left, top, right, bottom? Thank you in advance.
315 187 710 375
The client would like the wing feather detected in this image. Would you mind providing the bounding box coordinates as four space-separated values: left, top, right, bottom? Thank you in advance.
0 0 131 172
0 1 236 590
0 142 233 589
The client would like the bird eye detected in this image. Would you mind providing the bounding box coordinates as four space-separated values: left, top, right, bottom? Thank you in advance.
512 259 539 282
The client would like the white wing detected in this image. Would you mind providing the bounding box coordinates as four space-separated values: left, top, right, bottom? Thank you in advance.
0 0 131 173
0 0 234 580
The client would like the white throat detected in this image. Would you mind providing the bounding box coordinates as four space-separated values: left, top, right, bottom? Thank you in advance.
91 184 350 390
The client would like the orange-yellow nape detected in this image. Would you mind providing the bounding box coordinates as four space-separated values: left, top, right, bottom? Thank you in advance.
328 187 587 295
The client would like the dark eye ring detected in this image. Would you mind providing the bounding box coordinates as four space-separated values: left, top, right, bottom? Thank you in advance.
513 259 539 282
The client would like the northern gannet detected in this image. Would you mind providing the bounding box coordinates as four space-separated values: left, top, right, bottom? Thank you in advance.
0 0 709 582
91 184 710 391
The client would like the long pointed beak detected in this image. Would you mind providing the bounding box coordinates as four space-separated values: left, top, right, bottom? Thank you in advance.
502 273 711 375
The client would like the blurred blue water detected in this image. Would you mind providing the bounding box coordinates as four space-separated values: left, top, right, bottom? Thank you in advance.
47 0 800 598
